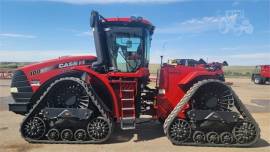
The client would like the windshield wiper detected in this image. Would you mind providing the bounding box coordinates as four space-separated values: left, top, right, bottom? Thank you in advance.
118 50 138 72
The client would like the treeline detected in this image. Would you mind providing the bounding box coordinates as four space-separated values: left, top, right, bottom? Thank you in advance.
0 62 33 69
224 71 252 77
223 66 254 77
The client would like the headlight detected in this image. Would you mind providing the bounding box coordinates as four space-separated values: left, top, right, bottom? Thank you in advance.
10 87 18 93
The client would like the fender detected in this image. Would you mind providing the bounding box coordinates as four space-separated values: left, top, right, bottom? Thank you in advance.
178 71 217 85
72 66 120 119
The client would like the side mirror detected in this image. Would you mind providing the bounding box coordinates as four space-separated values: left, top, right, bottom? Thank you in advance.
223 61 228 66
90 11 98 28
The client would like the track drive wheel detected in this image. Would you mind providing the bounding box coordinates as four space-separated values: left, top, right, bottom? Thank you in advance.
167 119 191 144
22 117 46 140
233 122 257 144
87 117 111 143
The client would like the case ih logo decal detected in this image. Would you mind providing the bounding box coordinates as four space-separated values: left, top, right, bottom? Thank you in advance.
30 60 88 76
58 60 85 69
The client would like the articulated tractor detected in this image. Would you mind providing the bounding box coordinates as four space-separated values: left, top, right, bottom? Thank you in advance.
9 11 260 146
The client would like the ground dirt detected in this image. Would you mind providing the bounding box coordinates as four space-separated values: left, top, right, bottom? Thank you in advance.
0 78 269 152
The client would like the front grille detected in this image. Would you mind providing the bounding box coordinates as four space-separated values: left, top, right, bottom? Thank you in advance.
11 70 33 103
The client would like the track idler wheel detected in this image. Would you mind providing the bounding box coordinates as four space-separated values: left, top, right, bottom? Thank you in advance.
47 129 60 141
74 129 87 141
233 121 257 144
206 132 219 144
193 131 206 143
220 132 234 144
22 117 46 140
87 117 111 143
61 129 73 141
167 119 191 144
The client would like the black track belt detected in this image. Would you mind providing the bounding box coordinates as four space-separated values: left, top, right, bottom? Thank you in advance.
20 77 113 144
163 79 260 147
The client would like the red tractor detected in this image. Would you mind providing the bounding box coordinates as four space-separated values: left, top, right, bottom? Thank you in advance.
168 58 228 81
9 11 259 146
251 65 270 84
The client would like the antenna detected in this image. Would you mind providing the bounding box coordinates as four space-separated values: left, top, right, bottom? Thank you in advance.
160 56 163 67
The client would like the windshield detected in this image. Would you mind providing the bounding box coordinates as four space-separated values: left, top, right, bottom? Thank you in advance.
106 27 144 72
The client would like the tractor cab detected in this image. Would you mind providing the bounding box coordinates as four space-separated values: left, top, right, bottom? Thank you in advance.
90 11 154 73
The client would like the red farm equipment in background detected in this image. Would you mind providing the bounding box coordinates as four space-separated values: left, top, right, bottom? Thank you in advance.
251 65 270 84
9 11 259 146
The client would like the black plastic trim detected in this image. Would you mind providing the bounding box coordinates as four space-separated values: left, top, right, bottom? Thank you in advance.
9 70 33 113
9 102 31 115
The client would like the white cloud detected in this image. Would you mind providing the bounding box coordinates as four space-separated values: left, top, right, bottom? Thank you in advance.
76 31 93 37
0 49 269 65
157 10 254 35
232 1 240 7
194 53 270 65
0 50 95 62
229 53 270 60
157 17 220 34
221 45 270 52
59 29 93 37
148 45 270 65
216 53 270 65
45 0 185 4
0 33 36 39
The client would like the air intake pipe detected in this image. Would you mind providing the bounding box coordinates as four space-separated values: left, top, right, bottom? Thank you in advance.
90 11 109 72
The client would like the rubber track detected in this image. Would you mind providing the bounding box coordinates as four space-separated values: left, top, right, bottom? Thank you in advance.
20 77 113 144
163 79 260 147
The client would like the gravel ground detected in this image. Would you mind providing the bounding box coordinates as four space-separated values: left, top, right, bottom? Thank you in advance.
0 78 269 152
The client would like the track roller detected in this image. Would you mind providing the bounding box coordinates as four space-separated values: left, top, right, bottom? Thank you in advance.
193 131 206 143
61 129 73 141
206 132 219 144
47 129 60 141
74 129 87 141
220 132 234 144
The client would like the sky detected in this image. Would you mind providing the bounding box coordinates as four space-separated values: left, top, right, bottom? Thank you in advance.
0 0 269 65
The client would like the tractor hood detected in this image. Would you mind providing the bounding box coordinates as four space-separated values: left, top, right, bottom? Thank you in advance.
19 55 97 73
9 55 96 114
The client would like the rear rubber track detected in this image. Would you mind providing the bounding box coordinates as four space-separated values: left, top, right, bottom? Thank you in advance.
163 79 260 147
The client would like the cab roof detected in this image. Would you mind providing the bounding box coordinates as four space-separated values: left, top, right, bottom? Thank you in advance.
103 17 155 34
105 17 153 26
